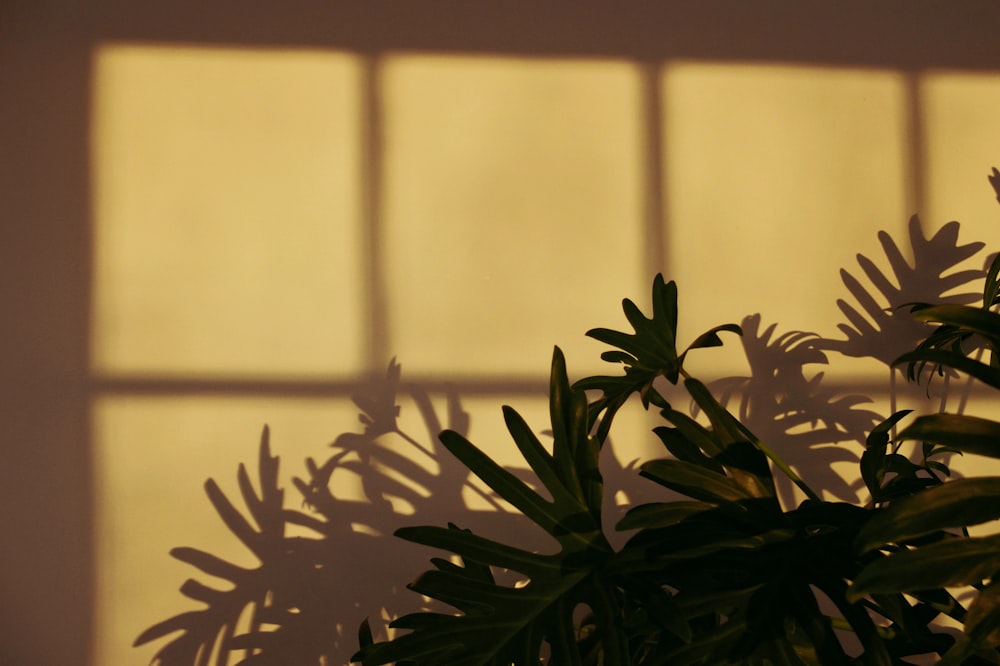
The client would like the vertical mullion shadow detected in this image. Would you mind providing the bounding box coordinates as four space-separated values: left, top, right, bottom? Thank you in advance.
902 69 927 227
639 59 668 281
359 52 390 376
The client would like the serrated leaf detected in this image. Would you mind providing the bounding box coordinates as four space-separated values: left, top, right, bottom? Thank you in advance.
578 275 739 446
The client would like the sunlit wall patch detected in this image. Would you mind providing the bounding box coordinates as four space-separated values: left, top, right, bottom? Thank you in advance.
90 44 366 380
380 53 645 378
663 62 910 379
920 70 1000 238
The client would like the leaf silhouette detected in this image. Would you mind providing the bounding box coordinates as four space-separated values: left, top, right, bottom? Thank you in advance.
135 426 295 665
576 274 741 443
354 348 633 666
711 314 881 448
136 360 481 666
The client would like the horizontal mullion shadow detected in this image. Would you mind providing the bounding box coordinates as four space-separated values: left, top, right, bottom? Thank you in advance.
90 374 551 397
88 374 996 399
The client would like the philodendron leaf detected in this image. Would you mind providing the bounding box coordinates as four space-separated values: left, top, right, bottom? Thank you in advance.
909 304 1000 347
849 535 1000 600
937 636 979 666
356 348 633 665
575 274 741 442
585 275 680 378
966 580 1000 649
358 618 374 652
674 585 760 619
680 323 744 357
399 525 559 577
937 579 1000 666
985 252 1000 308
680 378 777 500
860 410 912 502
654 413 726 461
897 347 1000 390
616 500 716 531
655 618 748 665
895 413 1000 459
640 459 757 504
855 477 1000 553
437 428 565 536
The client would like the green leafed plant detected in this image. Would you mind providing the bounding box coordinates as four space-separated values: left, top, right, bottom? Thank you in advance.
143 171 1000 666
850 246 1000 664
354 264 982 665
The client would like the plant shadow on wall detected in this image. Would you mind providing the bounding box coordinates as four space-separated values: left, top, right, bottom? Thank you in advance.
134 363 662 665
719 215 990 509
139 171 1000 665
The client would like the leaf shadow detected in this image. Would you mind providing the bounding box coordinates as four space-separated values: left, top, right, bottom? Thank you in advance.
136 360 653 665
705 313 882 506
137 217 991 665
816 215 986 367
702 216 988 507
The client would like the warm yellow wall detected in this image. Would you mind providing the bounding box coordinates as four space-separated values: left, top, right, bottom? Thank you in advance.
5 6 1000 665
91 48 366 378
87 43 1000 665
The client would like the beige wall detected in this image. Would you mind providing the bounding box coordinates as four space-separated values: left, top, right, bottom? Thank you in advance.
4 3 1000 665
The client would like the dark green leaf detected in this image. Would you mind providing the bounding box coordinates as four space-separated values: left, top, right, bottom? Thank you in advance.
681 378 777 500
395 525 556 577
897 349 1000 390
856 477 1000 553
616 501 716 531
984 253 1000 307
683 323 743 354
640 459 757 503
358 618 373 651
910 304 1000 346
896 413 1000 459
850 535 1000 599
438 429 561 535
966 580 1000 649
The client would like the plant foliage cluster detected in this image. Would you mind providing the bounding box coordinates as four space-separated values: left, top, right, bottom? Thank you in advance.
141 172 1000 665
